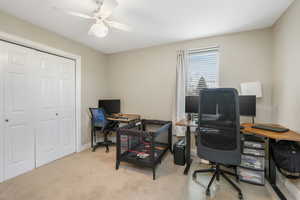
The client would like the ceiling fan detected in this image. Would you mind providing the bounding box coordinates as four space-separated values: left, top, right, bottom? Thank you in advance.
55 0 130 38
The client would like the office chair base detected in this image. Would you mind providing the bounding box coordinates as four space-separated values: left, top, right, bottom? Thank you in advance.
92 140 115 153
193 165 243 200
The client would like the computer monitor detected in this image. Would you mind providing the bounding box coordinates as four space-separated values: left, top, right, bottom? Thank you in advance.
98 99 121 114
185 96 199 113
201 93 217 115
239 95 256 117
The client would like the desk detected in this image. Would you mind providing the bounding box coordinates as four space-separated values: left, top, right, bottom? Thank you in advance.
107 113 141 123
177 120 300 200
175 119 197 175
242 123 300 200
91 113 141 152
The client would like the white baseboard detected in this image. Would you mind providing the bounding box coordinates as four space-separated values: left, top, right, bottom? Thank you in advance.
277 173 299 200
265 180 280 200
79 143 90 152
79 136 117 152
265 174 298 200
191 148 197 157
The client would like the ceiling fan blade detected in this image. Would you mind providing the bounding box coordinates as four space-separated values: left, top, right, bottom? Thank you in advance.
65 10 94 19
105 20 131 31
53 7 94 19
99 0 118 19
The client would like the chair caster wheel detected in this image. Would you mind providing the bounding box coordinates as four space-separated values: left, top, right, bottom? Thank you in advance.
239 193 243 200
206 189 210 196
192 173 197 179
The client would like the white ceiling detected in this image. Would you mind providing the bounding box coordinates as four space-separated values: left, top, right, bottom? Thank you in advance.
0 0 294 54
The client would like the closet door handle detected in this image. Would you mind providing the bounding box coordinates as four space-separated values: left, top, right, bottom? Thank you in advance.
5 119 9 122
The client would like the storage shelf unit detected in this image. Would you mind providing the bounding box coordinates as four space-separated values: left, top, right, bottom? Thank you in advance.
239 134 266 185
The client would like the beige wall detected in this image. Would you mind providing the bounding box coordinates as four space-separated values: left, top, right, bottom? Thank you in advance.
107 28 273 122
272 1 300 197
0 11 108 145
273 1 300 132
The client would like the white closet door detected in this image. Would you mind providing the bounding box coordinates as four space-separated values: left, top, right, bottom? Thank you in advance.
1 42 35 180
35 53 61 167
58 58 76 157
0 42 4 182
0 40 76 179
35 54 76 167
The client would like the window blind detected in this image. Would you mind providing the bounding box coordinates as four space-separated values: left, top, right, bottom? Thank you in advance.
186 48 219 96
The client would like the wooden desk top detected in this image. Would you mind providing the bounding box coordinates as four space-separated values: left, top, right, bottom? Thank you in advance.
242 123 300 142
107 113 141 123
176 119 198 127
176 119 300 142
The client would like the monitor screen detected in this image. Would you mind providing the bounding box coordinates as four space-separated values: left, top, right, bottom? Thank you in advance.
98 99 121 114
201 93 217 115
185 96 199 113
239 95 256 117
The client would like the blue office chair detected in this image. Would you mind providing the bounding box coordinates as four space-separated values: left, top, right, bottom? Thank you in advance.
89 108 118 152
193 88 243 200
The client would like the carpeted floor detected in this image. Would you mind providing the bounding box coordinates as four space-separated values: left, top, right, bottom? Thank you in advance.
0 148 272 200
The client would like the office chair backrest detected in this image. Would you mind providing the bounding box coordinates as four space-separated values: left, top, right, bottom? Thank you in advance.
197 88 241 165
89 108 108 128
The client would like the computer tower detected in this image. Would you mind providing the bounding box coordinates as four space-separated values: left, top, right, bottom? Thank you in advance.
173 139 186 166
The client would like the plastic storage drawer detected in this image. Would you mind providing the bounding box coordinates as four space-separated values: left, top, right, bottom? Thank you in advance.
243 141 264 149
243 148 265 157
238 167 265 185
241 154 265 171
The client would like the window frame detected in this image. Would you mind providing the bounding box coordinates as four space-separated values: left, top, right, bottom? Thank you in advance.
186 47 220 96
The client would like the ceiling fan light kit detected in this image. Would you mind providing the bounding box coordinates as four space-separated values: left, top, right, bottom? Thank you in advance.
89 22 109 38
57 0 129 38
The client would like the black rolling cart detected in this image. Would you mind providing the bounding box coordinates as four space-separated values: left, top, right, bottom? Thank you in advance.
115 120 172 180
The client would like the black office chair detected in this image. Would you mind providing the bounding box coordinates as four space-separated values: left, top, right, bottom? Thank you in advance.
193 88 243 200
89 108 119 152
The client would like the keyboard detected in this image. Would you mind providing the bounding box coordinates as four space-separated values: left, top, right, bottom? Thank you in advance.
107 115 128 120
116 116 128 120
252 125 289 133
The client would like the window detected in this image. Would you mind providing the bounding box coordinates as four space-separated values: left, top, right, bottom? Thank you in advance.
186 48 219 96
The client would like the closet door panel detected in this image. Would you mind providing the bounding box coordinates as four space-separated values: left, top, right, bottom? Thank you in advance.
2 42 35 180
0 43 4 182
58 58 76 157
35 54 60 167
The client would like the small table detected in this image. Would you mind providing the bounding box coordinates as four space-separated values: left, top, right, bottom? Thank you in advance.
242 123 300 200
175 119 197 175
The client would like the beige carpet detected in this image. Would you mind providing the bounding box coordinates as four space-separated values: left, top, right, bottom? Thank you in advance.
0 148 272 200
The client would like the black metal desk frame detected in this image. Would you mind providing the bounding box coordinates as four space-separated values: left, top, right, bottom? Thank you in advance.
184 125 193 175
268 138 286 200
